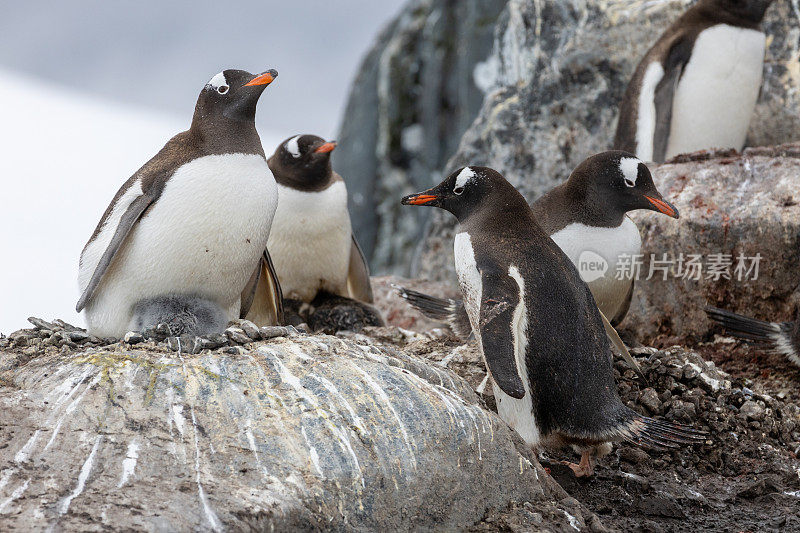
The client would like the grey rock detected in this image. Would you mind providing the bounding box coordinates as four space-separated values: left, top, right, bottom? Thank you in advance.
335 0 507 274
740 400 766 421
200 333 229 350
224 327 251 345
259 326 291 339
67 330 89 343
625 145 800 340
27 317 57 331
123 331 145 345
0 335 589 531
233 319 261 340
413 0 800 283
639 388 662 415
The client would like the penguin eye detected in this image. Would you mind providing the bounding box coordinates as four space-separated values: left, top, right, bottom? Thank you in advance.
453 186 465 195
217 85 229 95
624 178 636 188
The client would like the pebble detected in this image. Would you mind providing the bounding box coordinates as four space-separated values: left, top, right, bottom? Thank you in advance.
234 320 261 340
123 331 145 344
260 326 291 339
224 327 252 345
739 400 766 421
639 388 661 414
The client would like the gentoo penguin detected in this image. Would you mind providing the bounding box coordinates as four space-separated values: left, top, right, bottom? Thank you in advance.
706 306 800 368
614 0 773 162
402 166 703 476
398 151 678 336
77 69 284 338
266 134 382 330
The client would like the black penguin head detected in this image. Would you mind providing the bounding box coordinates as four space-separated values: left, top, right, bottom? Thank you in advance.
268 134 337 190
702 0 773 23
401 166 519 222
193 68 278 125
569 151 679 223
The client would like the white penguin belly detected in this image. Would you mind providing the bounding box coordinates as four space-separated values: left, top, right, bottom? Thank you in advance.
665 24 765 159
79 153 277 338
454 232 540 447
267 181 351 302
550 217 641 319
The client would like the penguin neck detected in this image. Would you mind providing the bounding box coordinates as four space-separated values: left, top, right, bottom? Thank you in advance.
693 2 767 30
563 179 627 229
188 115 265 157
269 159 334 192
458 194 536 237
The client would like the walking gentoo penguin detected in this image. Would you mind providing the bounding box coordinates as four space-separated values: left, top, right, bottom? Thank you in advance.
706 306 800 368
397 151 678 338
77 69 284 338
402 166 703 476
266 134 382 331
614 0 773 162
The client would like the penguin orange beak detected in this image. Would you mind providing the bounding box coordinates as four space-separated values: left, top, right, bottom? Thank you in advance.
245 69 278 87
645 195 680 219
314 142 337 154
402 193 439 206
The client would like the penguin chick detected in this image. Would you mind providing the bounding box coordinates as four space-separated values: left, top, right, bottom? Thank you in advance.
614 0 773 162
267 134 384 332
129 295 228 336
706 306 800 368
402 166 704 477
77 69 284 338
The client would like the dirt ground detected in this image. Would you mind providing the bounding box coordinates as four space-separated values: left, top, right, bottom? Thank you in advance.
395 329 800 532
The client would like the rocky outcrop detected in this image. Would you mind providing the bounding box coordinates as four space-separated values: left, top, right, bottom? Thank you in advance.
413 0 800 280
626 145 800 341
0 327 593 531
334 0 507 274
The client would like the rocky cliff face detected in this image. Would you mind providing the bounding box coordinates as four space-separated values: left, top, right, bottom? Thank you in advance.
627 145 800 341
0 325 592 531
402 0 800 281
334 0 507 274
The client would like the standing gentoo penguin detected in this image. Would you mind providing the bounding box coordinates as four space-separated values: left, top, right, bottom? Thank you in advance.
397 151 678 333
77 69 284 338
402 166 703 476
706 306 800 368
614 0 773 162
266 134 382 330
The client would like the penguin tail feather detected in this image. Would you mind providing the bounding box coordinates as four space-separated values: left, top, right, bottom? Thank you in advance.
392 285 473 338
704 306 781 347
615 414 708 451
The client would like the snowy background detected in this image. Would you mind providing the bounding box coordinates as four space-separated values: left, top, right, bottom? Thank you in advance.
0 1 403 333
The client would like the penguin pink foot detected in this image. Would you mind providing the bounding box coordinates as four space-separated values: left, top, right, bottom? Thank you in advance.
561 454 595 478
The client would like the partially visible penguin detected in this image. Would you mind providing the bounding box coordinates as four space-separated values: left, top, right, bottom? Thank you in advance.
77 69 284 338
706 306 800 368
402 166 704 476
397 151 678 334
614 0 773 162
266 134 383 331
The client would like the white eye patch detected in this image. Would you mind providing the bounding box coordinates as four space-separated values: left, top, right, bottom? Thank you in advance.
207 72 228 90
619 157 641 187
454 167 476 191
286 135 302 158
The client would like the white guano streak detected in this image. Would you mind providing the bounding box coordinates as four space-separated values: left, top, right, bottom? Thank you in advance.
58 435 102 515
118 439 140 488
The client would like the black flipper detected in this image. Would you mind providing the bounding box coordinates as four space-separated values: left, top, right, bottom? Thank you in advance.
347 234 374 303
652 38 693 162
242 250 285 326
476 270 527 400
76 191 157 312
